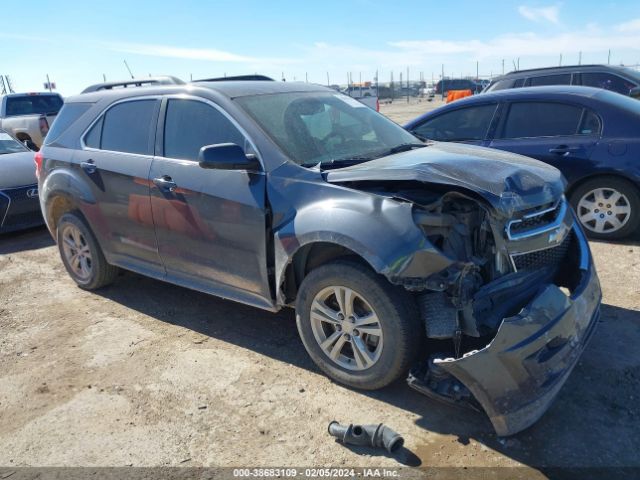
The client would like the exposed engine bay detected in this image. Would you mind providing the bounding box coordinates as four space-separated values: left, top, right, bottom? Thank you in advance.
341 179 599 436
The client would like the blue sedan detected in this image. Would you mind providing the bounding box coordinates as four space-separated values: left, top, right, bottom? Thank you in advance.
405 86 640 239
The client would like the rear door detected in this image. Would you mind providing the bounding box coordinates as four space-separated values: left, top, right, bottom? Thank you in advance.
409 103 499 146
148 96 271 308
76 97 163 274
488 101 600 182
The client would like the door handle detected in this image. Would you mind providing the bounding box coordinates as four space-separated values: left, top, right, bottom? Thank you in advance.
549 145 580 155
81 159 97 174
153 175 177 192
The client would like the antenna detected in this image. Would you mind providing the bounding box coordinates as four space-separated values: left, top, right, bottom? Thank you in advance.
123 60 134 79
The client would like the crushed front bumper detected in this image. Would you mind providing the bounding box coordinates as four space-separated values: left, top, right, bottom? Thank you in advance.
409 226 602 436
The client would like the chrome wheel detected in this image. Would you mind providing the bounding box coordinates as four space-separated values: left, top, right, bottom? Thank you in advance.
310 286 383 371
577 187 631 234
61 224 93 281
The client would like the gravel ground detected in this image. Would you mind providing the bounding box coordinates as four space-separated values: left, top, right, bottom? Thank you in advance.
0 100 638 474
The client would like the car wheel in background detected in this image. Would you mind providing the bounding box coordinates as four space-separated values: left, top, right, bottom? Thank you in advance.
295 259 423 390
57 212 119 289
570 176 640 240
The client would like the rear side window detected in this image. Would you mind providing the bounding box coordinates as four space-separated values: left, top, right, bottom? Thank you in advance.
502 102 582 138
579 110 602 135
5 94 63 117
412 104 497 142
487 79 514 91
44 103 92 145
163 99 245 161
581 73 636 95
99 100 157 155
527 74 572 87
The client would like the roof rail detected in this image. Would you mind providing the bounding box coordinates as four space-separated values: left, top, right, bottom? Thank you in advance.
192 74 274 83
81 76 185 94
504 64 607 76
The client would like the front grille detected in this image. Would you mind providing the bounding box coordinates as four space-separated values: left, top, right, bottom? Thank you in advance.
508 200 564 239
511 232 572 271
0 185 42 230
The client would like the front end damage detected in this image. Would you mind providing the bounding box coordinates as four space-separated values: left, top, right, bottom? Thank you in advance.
399 189 601 436
316 145 602 436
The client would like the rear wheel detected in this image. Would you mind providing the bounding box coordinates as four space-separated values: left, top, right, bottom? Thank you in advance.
295 260 422 390
570 177 640 240
57 212 118 289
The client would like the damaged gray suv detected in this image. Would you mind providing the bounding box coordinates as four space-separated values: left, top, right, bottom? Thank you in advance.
38 77 601 436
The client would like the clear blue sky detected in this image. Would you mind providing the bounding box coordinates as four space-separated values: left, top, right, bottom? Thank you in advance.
2 0 640 95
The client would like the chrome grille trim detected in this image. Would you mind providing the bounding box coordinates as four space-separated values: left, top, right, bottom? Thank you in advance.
505 197 567 241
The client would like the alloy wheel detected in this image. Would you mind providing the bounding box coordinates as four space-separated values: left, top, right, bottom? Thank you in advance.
577 187 631 234
309 286 383 371
61 224 93 280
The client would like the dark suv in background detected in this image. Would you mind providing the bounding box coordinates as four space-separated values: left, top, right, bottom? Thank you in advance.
435 79 483 95
484 64 640 98
37 76 601 436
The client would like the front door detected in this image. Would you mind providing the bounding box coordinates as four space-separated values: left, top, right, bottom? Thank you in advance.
149 97 271 308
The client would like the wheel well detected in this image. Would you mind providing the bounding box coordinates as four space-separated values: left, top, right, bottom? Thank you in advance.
47 195 77 234
14 132 32 141
567 173 640 201
281 242 369 304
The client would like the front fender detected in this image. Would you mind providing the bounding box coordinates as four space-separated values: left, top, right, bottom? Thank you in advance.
272 181 455 304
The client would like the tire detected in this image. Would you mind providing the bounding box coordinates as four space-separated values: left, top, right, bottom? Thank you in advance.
295 259 423 390
56 212 119 290
569 176 640 240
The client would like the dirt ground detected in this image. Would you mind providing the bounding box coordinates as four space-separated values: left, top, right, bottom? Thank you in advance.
0 100 639 475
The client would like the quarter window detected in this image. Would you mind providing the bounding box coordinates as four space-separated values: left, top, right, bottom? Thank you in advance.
502 102 583 138
99 100 157 155
163 99 245 161
581 73 636 95
412 104 497 142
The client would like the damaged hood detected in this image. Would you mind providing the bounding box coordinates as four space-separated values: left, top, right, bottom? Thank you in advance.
325 143 566 214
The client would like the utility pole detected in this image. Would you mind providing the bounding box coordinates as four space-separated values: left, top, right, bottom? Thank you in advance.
476 61 479 81
441 64 445 100
46 74 52 92
559 54 563 66
326 72 330 86
406 66 409 104
502 59 505 75
608 49 611 64
578 51 582 65
305 72 308 83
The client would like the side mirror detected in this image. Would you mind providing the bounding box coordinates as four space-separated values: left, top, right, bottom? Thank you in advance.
629 87 640 100
198 143 261 171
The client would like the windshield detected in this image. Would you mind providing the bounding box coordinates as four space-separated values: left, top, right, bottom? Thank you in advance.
5 94 64 117
0 130 28 154
235 91 420 167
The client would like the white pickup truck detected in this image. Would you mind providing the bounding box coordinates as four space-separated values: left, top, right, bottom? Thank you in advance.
342 86 379 111
0 92 64 149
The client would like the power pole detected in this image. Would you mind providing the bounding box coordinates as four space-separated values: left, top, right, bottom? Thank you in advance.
441 64 445 100
559 53 563 66
502 59 505 75
326 72 330 86
406 66 409 103
578 51 582 65
608 49 611 64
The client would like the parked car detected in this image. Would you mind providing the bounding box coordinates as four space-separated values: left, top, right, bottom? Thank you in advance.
0 92 64 149
38 77 601 436
405 86 640 239
0 128 43 233
435 79 483 95
484 64 640 99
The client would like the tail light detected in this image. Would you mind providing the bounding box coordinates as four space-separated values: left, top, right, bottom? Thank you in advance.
34 151 43 180
39 115 50 138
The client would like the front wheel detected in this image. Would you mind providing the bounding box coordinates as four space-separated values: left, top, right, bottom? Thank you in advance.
295 260 422 390
570 177 640 240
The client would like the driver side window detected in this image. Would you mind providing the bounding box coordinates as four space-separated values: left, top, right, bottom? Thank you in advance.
412 104 497 142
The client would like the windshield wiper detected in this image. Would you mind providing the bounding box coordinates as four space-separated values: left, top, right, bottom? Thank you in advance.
386 143 427 154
